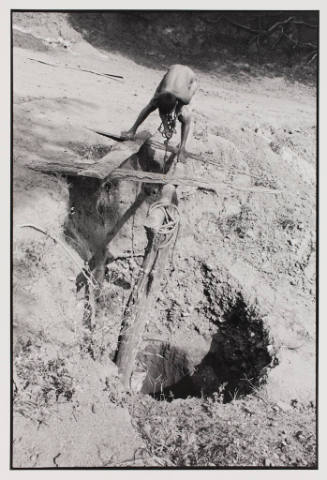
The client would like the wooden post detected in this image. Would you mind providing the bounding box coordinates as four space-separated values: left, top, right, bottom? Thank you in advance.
115 184 179 389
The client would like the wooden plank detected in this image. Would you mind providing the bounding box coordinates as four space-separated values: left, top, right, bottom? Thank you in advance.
28 139 143 179
28 130 149 179
90 129 265 179
29 161 91 176
78 142 142 179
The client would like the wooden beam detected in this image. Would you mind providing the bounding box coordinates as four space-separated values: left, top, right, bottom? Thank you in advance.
115 184 179 389
29 160 279 194
28 138 144 179
108 168 280 194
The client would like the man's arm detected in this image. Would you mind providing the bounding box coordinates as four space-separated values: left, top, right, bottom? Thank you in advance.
122 99 158 139
177 106 192 161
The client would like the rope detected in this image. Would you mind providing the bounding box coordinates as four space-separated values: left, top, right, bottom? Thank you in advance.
148 202 180 249
162 139 170 172
158 110 178 172
158 111 177 140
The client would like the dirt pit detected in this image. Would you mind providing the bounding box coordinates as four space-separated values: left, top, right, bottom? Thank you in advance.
136 295 278 403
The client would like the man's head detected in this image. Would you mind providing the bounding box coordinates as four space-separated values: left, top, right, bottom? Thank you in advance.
157 92 177 115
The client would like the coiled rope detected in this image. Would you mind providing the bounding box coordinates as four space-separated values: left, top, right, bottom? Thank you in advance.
148 201 180 249
158 111 177 140
158 111 178 172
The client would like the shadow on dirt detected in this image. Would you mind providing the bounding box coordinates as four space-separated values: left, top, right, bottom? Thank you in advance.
67 11 317 83
67 11 215 72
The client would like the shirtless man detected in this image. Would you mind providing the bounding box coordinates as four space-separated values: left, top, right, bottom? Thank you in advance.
122 64 197 162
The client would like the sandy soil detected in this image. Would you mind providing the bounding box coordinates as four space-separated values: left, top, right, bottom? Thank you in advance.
12 13 316 468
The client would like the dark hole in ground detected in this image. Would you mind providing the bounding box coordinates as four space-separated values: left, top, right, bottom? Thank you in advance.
137 297 278 403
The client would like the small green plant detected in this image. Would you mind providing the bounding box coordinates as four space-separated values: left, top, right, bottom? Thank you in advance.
13 238 49 278
130 393 316 467
14 341 75 424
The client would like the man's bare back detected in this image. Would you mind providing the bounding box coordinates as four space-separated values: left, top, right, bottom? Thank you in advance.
154 64 197 105
121 64 197 160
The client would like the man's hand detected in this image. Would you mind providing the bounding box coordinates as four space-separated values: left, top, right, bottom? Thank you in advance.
121 129 136 141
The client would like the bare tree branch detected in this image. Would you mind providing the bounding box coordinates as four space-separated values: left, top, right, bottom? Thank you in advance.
18 223 97 288
223 17 260 34
293 20 318 29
